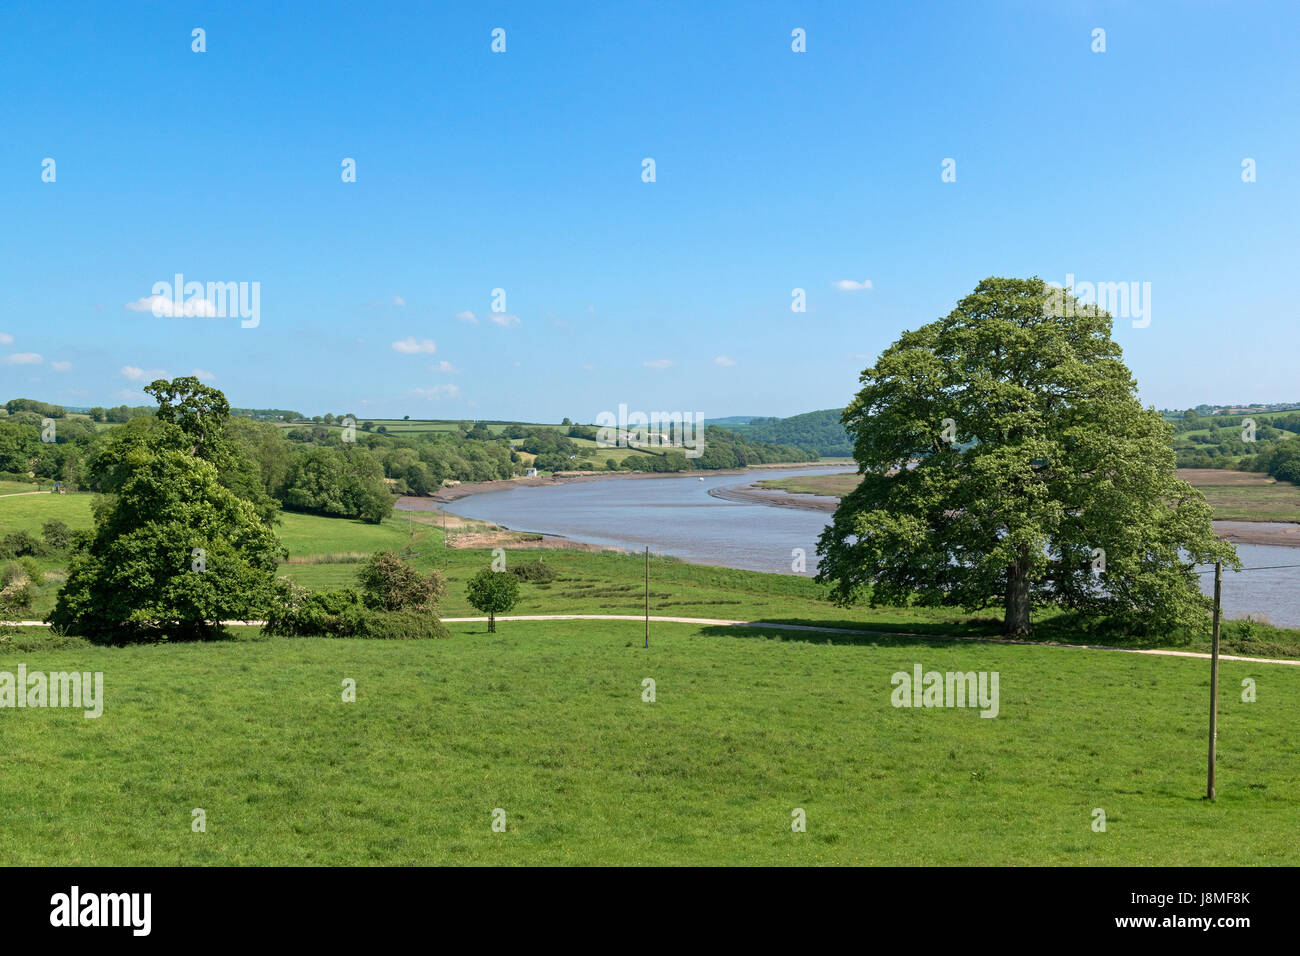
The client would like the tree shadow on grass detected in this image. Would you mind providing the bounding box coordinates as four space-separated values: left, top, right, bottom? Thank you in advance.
697 619 1004 650
698 611 1214 654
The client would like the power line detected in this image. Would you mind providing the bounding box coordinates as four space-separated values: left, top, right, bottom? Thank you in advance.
1194 563 1300 574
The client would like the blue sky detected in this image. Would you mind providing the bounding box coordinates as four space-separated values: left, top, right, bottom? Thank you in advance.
2 1 1298 421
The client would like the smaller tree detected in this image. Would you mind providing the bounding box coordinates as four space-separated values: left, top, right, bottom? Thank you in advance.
465 567 520 633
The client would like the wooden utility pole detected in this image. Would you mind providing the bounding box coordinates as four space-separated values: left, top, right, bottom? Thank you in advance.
645 545 650 648
1207 560 1222 800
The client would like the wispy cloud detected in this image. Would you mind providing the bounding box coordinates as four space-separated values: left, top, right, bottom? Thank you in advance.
642 358 674 369
489 313 521 328
833 279 873 292
122 365 169 381
51 361 72 372
429 360 460 374
6 352 43 365
392 296 406 307
125 294 218 317
455 310 478 324
192 368 216 381
0 332 13 345
392 337 437 355
412 384 461 399
713 355 736 367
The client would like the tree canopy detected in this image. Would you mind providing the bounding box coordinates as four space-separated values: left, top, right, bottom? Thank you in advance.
816 277 1238 636
464 568 520 633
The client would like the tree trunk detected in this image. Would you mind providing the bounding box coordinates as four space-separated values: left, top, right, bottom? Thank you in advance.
488 610 495 633
1004 553 1032 636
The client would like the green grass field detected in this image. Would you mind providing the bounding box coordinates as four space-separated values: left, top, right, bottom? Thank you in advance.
1 621 1295 865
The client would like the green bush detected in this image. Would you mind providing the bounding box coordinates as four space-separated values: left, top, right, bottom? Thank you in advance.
507 560 557 584
357 550 445 611
17 557 43 587
0 530 47 558
0 562 33 613
264 584 447 638
41 518 73 551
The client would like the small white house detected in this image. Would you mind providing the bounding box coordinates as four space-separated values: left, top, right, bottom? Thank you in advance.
525 468 538 477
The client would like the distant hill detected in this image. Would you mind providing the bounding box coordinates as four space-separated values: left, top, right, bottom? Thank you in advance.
704 415 768 425
712 408 852 457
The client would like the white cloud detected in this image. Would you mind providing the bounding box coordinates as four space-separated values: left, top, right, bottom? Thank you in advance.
5 352 43 365
114 388 145 401
392 337 437 355
489 313 520 328
713 355 736 366
429 360 460 374
581 363 595 372
192 368 216 381
126 294 218 317
121 365 169 381
393 296 406 307
455 310 478 324
412 384 460 400
51 361 72 372
0 332 12 345
642 358 674 369
833 279 874 291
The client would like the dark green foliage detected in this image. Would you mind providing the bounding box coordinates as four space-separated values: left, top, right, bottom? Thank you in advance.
41 519 73 551
506 560 557 583
356 550 446 611
712 408 852 457
281 446 393 523
49 426 285 642
464 568 521 632
0 530 47 558
818 277 1238 637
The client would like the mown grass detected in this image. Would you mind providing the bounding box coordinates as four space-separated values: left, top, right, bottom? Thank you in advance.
0 492 95 534
0 620 1295 865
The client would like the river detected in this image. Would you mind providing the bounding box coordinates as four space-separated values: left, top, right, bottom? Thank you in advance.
428 467 1300 627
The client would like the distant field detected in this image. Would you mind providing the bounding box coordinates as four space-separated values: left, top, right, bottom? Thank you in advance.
0 480 53 495
1178 469 1300 523
274 419 572 437
757 469 1300 525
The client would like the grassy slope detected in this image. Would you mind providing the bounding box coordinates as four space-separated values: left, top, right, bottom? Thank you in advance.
0 621 1295 865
